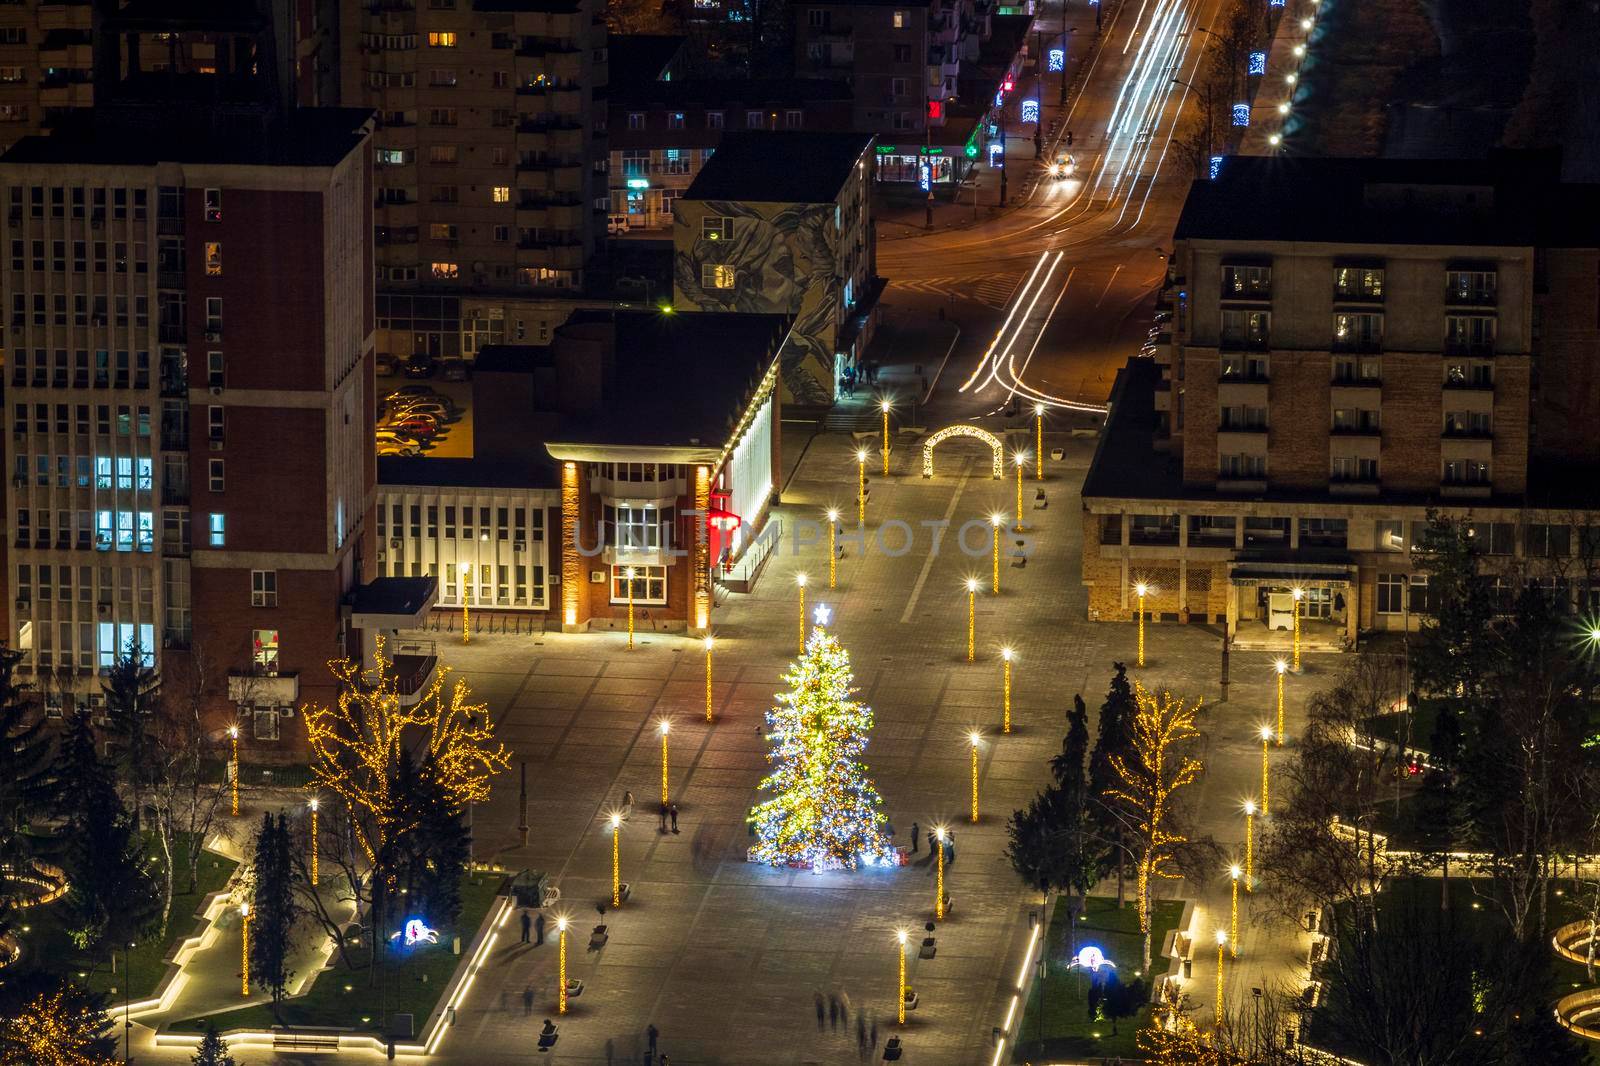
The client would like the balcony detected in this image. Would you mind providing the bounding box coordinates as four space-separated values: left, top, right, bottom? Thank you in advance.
1331 336 1383 354
516 242 584 270
1444 287 1496 308
1219 334 1269 353
1330 423 1381 438
1444 339 1495 357
390 639 440 703
227 669 299 707
1217 419 1267 434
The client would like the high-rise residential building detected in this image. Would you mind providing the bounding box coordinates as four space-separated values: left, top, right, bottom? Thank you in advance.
1082 154 1600 644
343 0 610 364
0 1 380 747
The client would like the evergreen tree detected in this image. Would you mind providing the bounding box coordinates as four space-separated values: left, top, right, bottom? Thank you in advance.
410 756 471 928
189 1026 237 1066
0 646 52 938
58 746 159 960
1088 663 1136 905
51 708 112 826
748 624 895 869
1101 974 1147 1036
1410 514 1494 701
101 643 160 829
249 812 297 1014
1419 706 1467 909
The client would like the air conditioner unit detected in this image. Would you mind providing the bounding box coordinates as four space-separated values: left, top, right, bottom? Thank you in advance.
204 331 221 342
390 538 401 549
514 540 525 552
589 570 605 583
208 386 223 396
376 549 386 562
14 598 29 612
279 707 295 718
96 602 110 615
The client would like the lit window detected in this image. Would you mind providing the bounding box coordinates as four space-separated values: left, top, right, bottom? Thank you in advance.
701 216 733 241
253 628 279 670
701 263 736 290
204 241 221 276
208 512 225 546
251 570 277 607
491 186 510 203
427 31 457 47
893 9 906 26
611 565 666 604
431 261 459 279
429 223 458 240
203 188 221 222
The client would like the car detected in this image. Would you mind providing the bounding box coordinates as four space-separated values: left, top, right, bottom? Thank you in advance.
385 400 457 423
376 353 399 377
403 354 435 379
1050 153 1077 179
607 214 631 236
388 415 441 438
377 442 424 458
386 385 437 400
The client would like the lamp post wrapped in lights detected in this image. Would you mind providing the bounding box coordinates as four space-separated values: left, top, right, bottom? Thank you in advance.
856 450 868 527
880 399 892 477
1034 403 1045 480
1274 658 1288 745
896 929 909 1024
796 573 808 654
610 812 623 907
966 578 979 662
968 730 982 822
1001 647 1014 733
557 917 570 1013
826 509 840 589
1243 800 1256 890
1134 582 1151 667
704 636 716 722
990 513 1004 592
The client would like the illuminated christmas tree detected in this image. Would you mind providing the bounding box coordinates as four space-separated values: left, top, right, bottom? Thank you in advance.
748 617 897 870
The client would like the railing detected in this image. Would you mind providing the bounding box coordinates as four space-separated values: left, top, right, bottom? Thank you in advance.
720 517 781 592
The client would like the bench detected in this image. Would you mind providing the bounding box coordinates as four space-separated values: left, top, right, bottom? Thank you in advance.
271 1031 341 1053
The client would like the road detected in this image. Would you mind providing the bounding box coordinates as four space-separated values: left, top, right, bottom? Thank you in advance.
879 0 1226 413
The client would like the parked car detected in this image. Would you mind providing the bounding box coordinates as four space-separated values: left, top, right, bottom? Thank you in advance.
376 353 399 377
388 417 441 440
607 213 631 236
376 430 425 455
385 401 457 424
403 354 435 379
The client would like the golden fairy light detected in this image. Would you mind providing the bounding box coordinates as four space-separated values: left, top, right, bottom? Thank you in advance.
796 573 808 655
1215 928 1227 1025
880 398 892 477
990 512 1004 593
625 566 637 650
557 916 570 1013
966 578 978 662
1228 864 1241 957
1134 582 1150 667
610 812 623 908
1260 724 1273 817
826 508 840 588
459 561 472 644
896 929 909 1025
934 825 948 920
968 730 982 822
239 902 251 996
1013 450 1029 529
228 725 240 817
856 449 868 527
659 719 672 806
704 636 716 722
308 796 320 886
1034 403 1045 480
1292 587 1304 672
1274 658 1288 746
1001 647 1014 734
1243 799 1256 890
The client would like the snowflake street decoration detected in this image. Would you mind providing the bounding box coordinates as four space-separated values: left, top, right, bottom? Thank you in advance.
747 627 897 870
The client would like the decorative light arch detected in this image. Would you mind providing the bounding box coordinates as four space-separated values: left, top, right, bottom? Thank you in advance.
922 424 1005 479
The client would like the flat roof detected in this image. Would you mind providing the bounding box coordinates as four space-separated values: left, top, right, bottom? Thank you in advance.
612 77 853 110
1175 153 1600 247
379 453 559 490
549 310 789 448
0 107 371 169
607 35 686 89
350 576 438 619
682 131 874 203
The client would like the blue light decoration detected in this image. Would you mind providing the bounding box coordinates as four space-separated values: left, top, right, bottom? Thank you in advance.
403 918 439 946
1248 51 1266 76
1231 103 1251 127
1021 99 1040 123
1209 155 1224 180
994 90 1005 108
988 123 999 137
1047 47 1065 72
988 142 1005 168
1068 945 1116 973
918 162 931 192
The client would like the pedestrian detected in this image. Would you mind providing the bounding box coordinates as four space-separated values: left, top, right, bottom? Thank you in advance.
1067 130 1074 147
541 1018 557 1038
670 803 680 833
647 1023 659 1055
659 802 668 832
815 991 826 1030
520 910 531 943
870 1016 878 1049
829 994 839 1029
660 1057 670 1066
857 1013 867 1049
522 986 534 1015
841 989 851 1024
535 912 546 946
911 821 920 854
946 832 956 865
623 789 634 810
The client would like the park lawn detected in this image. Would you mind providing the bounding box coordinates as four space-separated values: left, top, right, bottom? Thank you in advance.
1013 894 1184 1063
172 872 503 1038
1363 697 1450 752
16 834 237 1002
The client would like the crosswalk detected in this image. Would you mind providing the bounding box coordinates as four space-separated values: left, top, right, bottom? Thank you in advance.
890 272 1022 309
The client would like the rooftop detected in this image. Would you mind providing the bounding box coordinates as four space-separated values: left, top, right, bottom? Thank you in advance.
1175 152 1600 247
349 577 438 619
378 453 558 490
612 77 853 109
682 131 874 203
607 35 686 90
0 107 371 169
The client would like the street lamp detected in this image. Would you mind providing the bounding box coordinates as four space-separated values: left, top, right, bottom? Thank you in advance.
1133 582 1151 667
239 902 251 996
1170 77 1213 163
1214 929 1228 1025
459 561 472 644
659 719 672 806
228 725 240 817
990 512 1004 592
704 636 716 722
1034 403 1045 480
1274 658 1288 746
968 730 983 822
826 508 840 589
1001 647 1014 734
796 573 808 655
625 565 637 650
966 578 979 662
557 916 570 1014
1013 450 1029 529
308 797 320 886
610 812 623 907
880 398 893 477
1260 724 1274 817
896 929 909 1024
856 449 869 527
1291 587 1305 671
1228 864 1241 957
1243 800 1256 890
934 825 948 920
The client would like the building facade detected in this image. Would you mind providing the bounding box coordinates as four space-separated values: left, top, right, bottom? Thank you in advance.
672 131 879 404
343 0 609 361
1082 155 1600 645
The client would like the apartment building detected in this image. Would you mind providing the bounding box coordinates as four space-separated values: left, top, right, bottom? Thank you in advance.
0 0 337 154
343 0 610 362
1082 154 1600 645
610 78 853 230
672 131 879 405
0 7 383 748
791 0 1005 182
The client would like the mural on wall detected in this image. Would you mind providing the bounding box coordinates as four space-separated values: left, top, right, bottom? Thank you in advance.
673 199 841 406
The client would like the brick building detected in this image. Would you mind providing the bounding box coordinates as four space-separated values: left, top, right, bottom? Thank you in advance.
377 309 791 634
1082 154 1600 646
0 6 381 749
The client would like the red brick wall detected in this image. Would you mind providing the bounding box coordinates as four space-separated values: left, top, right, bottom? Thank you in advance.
1181 349 1218 485
190 407 329 555
1266 352 1330 489
1378 353 1442 493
